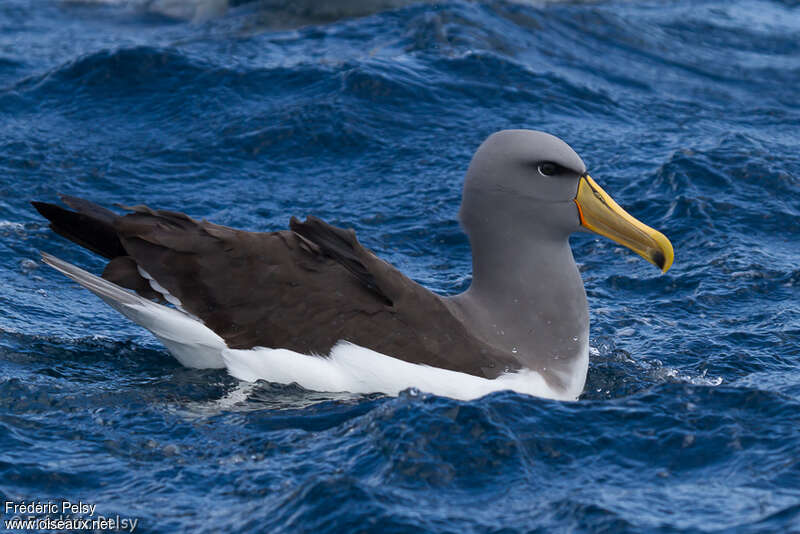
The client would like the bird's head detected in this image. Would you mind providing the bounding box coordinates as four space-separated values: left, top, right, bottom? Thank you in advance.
460 129 673 273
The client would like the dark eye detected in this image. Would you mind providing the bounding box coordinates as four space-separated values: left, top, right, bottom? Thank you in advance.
538 162 559 176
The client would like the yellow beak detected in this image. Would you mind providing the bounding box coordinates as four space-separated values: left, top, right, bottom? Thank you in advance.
574 174 674 273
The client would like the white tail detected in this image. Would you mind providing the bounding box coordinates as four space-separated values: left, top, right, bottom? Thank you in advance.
41 253 226 368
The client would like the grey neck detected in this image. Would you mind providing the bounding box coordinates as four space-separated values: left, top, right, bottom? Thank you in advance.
447 223 589 391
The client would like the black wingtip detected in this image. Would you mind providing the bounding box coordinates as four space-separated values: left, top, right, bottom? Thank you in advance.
31 200 62 222
30 197 126 260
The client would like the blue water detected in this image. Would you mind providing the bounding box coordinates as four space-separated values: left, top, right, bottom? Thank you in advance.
1 0 799 532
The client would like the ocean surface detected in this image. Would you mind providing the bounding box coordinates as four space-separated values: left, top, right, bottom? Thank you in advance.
1 0 799 532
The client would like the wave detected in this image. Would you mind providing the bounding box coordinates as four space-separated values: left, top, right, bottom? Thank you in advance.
63 0 443 23
63 0 228 21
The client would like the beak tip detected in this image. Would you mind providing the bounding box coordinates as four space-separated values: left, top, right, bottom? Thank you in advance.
652 250 666 271
655 243 674 274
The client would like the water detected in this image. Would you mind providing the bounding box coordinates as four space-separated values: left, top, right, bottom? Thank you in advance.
1 0 799 532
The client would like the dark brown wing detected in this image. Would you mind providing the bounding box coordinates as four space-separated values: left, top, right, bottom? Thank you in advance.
35 198 516 378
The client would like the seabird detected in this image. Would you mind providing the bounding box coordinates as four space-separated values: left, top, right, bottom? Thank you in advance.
32 130 673 401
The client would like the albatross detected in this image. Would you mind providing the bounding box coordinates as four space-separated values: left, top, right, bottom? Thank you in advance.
32 130 673 401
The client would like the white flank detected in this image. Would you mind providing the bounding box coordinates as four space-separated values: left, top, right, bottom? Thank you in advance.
223 343 577 401
41 253 581 401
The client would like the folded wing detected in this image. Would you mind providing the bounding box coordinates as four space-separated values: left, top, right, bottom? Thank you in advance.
34 197 516 378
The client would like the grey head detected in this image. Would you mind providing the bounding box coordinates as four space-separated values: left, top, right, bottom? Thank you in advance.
449 129 673 398
459 129 587 243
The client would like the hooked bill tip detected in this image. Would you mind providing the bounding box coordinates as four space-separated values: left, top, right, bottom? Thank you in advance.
651 250 666 271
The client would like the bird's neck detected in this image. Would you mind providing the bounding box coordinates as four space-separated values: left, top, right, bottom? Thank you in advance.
448 230 589 396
